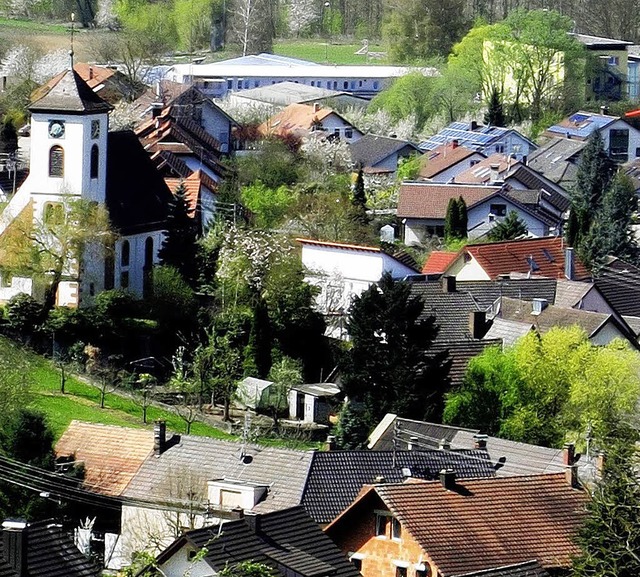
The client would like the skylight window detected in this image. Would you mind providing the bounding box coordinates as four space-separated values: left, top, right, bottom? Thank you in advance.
542 248 555 262
526 255 540 271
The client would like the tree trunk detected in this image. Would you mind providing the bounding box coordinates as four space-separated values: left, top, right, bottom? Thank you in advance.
224 396 231 422
59 364 66 394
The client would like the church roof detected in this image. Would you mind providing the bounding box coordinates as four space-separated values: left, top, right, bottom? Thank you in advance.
29 69 113 114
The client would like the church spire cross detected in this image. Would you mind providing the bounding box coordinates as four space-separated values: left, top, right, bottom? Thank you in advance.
69 12 75 71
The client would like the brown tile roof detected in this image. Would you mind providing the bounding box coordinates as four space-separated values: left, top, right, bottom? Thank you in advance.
418 143 481 178
259 103 336 137
397 182 501 219
72 62 116 90
453 154 522 184
55 421 154 497
422 251 457 274
165 170 217 214
30 69 113 114
454 237 590 281
342 475 586 576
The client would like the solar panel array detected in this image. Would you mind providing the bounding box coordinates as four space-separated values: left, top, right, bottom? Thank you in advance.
419 122 511 151
547 112 616 139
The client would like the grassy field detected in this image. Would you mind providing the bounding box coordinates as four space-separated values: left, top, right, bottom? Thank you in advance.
273 40 387 65
0 336 234 441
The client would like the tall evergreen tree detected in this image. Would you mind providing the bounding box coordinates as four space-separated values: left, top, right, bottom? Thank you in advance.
567 132 615 249
350 167 370 230
445 198 462 240
487 211 528 241
483 87 506 127
158 182 199 287
573 428 640 577
457 196 468 238
340 273 450 432
243 297 272 379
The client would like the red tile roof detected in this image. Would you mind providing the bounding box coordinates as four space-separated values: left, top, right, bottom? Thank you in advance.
397 182 501 219
165 170 217 214
55 421 154 497
453 153 522 184
422 251 457 274
418 143 481 178
453 237 590 281
259 103 338 137
330 474 587 576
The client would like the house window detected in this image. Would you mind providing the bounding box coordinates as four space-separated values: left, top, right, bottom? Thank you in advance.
89 282 95 296
395 567 407 577
227 79 232 89
345 127 353 139
635 147 640 158
311 81 315 86
373 81 379 89
49 145 64 177
490 203 507 217
609 128 629 161
334 128 340 137
375 513 389 537
90 144 99 179
416 568 430 577
352 558 362 571
333 81 338 89
495 144 505 153
608 55 620 66
343 81 348 89
121 240 130 267
350 81 355 89
392 517 401 540
120 270 129 288
359 80 363 87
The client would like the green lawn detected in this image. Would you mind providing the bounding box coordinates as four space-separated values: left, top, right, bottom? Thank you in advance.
0 336 234 441
0 17 68 34
273 40 387 65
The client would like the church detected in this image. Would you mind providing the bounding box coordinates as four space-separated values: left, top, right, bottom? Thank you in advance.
0 68 174 306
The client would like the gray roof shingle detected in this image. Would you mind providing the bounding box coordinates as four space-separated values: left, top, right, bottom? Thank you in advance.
301 449 496 524
30 69 113 114
452 560 550 577
456 279 558 311
122 435 314 514
349 134 420 169
596 257 640 317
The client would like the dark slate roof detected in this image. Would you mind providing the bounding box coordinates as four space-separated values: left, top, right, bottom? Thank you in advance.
456 279 558 311
29 69 113 114
367 415 568 478
301 449 495 523
0 521 100 577
595 257 640 317
526 138 585 187
452 560 550 577
349 134 420 168
105 130 173 235
156 506 360 577
430 339 502 388
410 281 481 341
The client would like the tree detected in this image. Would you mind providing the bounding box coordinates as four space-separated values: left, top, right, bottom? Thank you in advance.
228 0 274 55
0 198 114 316
335 400 369 449
241 181 295 229
487 211 528 241
219 561 274 577
572 429 640 577
174 0 219 52
484 86 506 126
340 272 450 432
159 183 199 287
243 297 272 378
444 328 640 447
169 346 200 434
445 197 468 240
5 293 43 342
266 357 302 430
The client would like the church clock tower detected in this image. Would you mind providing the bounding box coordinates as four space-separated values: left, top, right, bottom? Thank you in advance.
27 68 113 219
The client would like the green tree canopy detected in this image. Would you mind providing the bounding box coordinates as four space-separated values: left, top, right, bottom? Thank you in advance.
487 210 528 241
340 272 450 432
444 327 640 447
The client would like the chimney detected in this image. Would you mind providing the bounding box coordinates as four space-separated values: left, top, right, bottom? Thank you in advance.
313 102 321 113
2 521 27 577
595 451 606 478
442 275 456 293
407 436 418 451
89 66 93 80
244 511 260 534
473 433 488 449
439 438 451 451
325 435 337 451
531 298 548 315
564 247 575 280
600 105 610 116
154 420 166 456
469 310 486 339
522 155 528 166
564 443 579 488
452 139 459 149
489 163 501 183
373 475 386 484
470 120 478 131
151 103 163 119
439 469 456 490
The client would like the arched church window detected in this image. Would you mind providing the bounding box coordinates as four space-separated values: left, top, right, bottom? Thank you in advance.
90 144 99 179
49 146 64 177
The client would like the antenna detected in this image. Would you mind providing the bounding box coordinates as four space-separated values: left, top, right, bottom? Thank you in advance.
69 12 75 70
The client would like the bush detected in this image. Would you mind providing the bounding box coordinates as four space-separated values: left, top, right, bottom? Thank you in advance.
6 293 42 335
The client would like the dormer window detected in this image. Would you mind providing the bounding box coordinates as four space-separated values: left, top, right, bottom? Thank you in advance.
392 517 401 540
90 144 99 179
375 513 389 537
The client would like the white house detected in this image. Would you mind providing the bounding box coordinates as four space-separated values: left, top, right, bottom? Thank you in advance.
298 238 419 316
0 68 174 305
288 382 341 425
544 111 640 163
165 53 436 100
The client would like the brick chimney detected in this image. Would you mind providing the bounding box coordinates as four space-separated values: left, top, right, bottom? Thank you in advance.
473 434 488 449
313 102 321 113
564 247 575 280
244 511 260 534
564 443 579 488
154 420 166 457
439 438 451 451
452 139 459 149
469 310 486 339
489 163 501 183
442 275 456 293
439 469 455 490
2 521 27 577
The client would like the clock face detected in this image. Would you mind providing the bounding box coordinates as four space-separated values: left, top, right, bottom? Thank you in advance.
48 120 65 139
91 120 100 139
